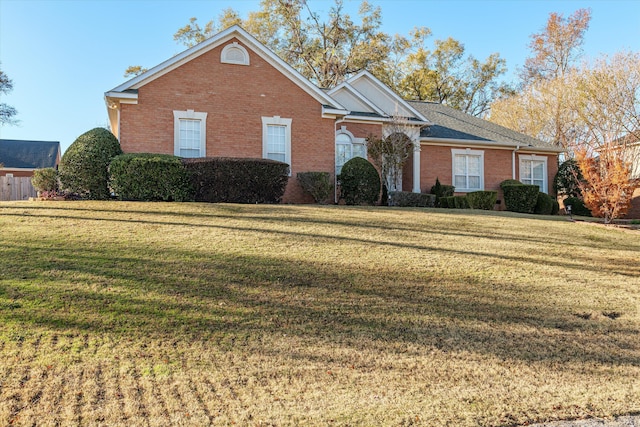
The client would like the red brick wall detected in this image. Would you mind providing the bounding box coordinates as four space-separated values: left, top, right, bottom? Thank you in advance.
419 145 558 207
119 38 335 203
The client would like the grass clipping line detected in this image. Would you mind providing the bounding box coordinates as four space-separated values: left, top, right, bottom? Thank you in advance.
0 201 639 426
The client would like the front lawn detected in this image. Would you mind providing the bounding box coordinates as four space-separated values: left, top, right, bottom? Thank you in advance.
0 201 638 426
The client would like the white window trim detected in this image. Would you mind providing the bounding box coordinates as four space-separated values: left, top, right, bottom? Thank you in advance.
262 116 292 175
335 126 367 175
173 110 208 158
451 148 484 192
519 154 548 193
221 42 250 66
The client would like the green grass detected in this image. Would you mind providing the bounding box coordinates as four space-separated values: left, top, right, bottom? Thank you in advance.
0 201 639 426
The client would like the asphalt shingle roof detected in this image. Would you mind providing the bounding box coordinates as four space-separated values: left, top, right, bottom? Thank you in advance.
0 139 61 169
409 101 555 149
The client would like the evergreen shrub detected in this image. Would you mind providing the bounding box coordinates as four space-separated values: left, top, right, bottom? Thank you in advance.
563 196 592 217
59 128 122 199
534 192 554 215
296 172 333 204
183 157 289 203
502 184 539 213
388 191 435 207
338 157 380 205
31 168 59 193
453 195 469 209
109 153 194 201
466 191 497 210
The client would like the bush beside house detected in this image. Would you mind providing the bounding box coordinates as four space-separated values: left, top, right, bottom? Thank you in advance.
297 172 333 204
338 157 380 205
183 157 289 203
109 153 194 202
59 128 122 199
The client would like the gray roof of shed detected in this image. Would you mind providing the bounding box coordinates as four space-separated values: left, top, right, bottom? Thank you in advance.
0 139 61 169
409 101 556 149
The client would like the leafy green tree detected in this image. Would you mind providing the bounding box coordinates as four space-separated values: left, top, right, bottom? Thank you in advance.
0 66 18 126
398 33 512 116
59 128 123 199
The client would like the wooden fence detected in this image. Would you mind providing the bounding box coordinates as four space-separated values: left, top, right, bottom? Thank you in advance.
0 175 37 201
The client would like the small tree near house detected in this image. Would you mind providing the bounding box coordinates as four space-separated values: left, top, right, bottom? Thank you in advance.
366 117 417 205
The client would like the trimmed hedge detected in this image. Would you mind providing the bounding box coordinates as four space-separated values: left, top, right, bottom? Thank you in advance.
297 172 333 204
183 157 289 203
502 184 539 213
430 178 455 207
388 191 436 207
338 157 380 205
59 127 122 199
534 192 554 215
440 196 455 208
466 191 497 210
551 200 560 216
500 179 523 190
109 153 194 202
563 196 592 217
454 195 469 209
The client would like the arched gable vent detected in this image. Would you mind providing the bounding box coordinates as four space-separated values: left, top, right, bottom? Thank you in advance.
221 42 250 66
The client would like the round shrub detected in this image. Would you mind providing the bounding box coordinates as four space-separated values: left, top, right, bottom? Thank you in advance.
338 157 380 205
59 128 122 199
563 196 592 217
534 192 554 215
109 153 194 202
31 168 59 193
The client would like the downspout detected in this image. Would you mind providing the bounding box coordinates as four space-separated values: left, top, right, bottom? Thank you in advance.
512 145 520 180
334 118 347 204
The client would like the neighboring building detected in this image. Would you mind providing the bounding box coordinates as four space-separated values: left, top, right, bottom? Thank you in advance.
0 139 61 177
105 25 561 204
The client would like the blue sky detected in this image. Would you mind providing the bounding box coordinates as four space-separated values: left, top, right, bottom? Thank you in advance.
1 0 639 154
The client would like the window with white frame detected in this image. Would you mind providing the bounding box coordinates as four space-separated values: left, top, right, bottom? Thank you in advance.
262 116 292 171
173 110 207 158
221 42 250 66
335 128 366 174
451 148 484 192
519 154 548 193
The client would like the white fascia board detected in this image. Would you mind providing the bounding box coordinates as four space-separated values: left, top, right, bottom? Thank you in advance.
322 106 350 118
1 167 35 172
107 25 345 111
421 137 563 153
346 70 432 124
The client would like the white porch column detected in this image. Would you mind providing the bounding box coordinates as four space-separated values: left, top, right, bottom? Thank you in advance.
412 141 421 193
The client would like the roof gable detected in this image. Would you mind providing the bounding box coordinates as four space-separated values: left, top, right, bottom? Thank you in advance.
106 25 344 110
329 71 429 123
0 140 61 169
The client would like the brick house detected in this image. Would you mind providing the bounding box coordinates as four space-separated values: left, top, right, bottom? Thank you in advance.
105 25 561 204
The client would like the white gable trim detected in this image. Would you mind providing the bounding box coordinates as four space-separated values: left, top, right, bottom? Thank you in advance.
107 25 344 111
328 82 386 116
344 71 431 123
